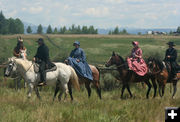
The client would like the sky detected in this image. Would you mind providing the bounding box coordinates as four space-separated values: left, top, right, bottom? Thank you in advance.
0 0 179 29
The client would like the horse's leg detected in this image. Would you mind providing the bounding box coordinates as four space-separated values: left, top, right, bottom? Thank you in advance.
34 85 41 100
158 83 162 97
14 78 17 90
151 78 157 98
58 90 63 101
93 80 101 99
62 83 68 101
126 84 133 98
85 81 91 98
172 81 177 99
162 84 165 97
53 83 60 101
121 83 126 99
68 82 73 101
17 77 21 90
144 80 152 99
27 82 34 98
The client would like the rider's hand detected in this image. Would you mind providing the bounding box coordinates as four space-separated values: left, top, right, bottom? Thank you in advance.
32 57 36 62
167 55 171 58
76 59 80 62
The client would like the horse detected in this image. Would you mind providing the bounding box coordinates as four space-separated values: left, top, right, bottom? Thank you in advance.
78 65 101 99
105 52 157 99
4 57 80 101
147 57 180 98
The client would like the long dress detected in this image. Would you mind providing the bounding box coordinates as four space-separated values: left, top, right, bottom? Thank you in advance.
67 48 93 80
127 47 148 76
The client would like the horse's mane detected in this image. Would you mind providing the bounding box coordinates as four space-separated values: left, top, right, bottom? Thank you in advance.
153 57 164 71
14 58 33 71
116 54 125 64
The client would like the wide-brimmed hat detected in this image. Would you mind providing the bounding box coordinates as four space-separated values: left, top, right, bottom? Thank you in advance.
36 38 44 43
132 41 139 46
167 42 175 46
73 41 80 46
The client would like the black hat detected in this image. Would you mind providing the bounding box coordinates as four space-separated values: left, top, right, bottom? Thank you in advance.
36 38 44 43
167 42 175 46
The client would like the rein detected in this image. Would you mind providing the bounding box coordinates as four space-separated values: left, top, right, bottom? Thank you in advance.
24 62 34 73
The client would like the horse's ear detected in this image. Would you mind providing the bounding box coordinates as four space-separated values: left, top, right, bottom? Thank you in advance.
112 51 115 56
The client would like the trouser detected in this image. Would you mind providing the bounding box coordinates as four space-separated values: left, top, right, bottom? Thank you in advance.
39 61 46 82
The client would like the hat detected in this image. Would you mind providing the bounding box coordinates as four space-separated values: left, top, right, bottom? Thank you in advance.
167 42 175 46
73 41 80 46
36 38 44 43
132 41 139 46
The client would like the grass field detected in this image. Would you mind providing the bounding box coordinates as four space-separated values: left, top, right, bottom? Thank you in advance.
0 34 180 122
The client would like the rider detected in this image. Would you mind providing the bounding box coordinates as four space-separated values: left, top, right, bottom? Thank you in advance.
33 38 51 86
65 41 93 81
13 36 27 59
127 41 148 76
164 41 179 80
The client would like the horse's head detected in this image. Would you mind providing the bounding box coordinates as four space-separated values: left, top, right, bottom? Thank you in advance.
105 51 124 67
147 57 156 73
4 58 17 77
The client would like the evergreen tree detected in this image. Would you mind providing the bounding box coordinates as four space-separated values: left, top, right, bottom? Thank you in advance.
113 26 119 34
46 25 52 34
0 11 9 34
14 18 24 34
37 24 43 34
177 26 180 33
82 26 88 34
53 27 58 34
77 25 81 34
27 26 32 33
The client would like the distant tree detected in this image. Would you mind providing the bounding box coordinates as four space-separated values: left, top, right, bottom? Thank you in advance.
77 25 81 34
108 30 112 35
14 18 24 34
169 31 173 35
53 27 58 34
27 26 32 34
138 32 141 35
113 26 119 34
0 11 9 34
46 25 52 34
8 18 16 34
37 24 43 34
82 26 88 34
120 29 127 34
177 26 180 33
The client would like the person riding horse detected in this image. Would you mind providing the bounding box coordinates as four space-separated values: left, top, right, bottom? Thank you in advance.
33 38 54 86
65 41 93 81
164 42 179 80
13 36 27 59
127 41 148 76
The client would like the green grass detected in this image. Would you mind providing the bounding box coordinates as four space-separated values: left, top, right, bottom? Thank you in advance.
0 34 180 122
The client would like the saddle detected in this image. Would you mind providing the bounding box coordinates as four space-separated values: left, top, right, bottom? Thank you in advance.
34 63 57 73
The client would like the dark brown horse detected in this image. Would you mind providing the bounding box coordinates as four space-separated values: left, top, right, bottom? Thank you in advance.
53 64 101 101
105 52 156 99
147 57 180 98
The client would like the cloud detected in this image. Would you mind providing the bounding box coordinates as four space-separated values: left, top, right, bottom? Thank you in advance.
6 10 17 18
84 7 110 17
29 6 43 14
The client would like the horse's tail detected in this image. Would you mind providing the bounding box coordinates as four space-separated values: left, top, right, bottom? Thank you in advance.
96 66 101 82
69 67 80 91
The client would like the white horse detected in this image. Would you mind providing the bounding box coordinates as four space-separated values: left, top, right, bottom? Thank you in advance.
4 57 80 100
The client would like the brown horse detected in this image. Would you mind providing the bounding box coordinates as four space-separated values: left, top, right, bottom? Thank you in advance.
147 57 180 98
53 64 101 101
105 52 156 99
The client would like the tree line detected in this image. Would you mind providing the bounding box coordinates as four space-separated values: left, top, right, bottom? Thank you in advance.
108 26 128 35
27 24 98 34
0 11 24 34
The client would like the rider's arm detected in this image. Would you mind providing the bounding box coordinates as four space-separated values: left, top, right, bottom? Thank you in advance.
13 48 20 57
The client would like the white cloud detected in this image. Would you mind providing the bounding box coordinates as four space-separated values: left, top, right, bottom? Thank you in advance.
29 6 43 14
84 7 110 17
6 10 17 18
